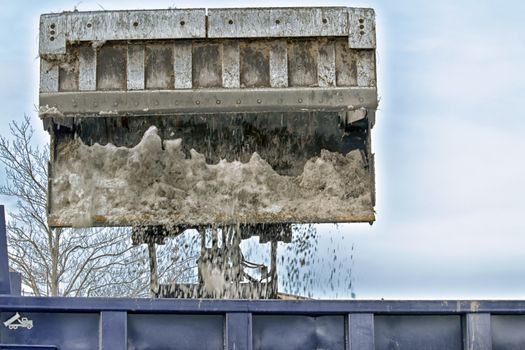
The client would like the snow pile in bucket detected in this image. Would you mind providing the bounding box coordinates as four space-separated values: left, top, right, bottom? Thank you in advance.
51 126 373 227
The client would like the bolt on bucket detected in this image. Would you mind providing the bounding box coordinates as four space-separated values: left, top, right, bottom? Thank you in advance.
39 7 378 228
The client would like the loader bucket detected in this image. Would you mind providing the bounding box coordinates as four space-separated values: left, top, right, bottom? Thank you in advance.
39 7 378 228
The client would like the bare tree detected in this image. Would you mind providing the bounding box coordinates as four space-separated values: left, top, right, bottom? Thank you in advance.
0 116 154 297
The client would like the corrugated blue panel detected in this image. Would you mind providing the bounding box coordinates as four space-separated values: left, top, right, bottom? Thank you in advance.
0 312 98 350
374 315 462 350
252 315 344 350
492 315 525 350
127 314 223 350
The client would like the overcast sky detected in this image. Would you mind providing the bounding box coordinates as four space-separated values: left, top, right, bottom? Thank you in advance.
1 0 524 299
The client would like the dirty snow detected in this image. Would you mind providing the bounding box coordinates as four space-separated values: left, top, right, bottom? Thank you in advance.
39 105 64 117
50 126 373 227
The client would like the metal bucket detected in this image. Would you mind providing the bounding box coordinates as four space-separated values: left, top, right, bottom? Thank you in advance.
39 7 378 227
